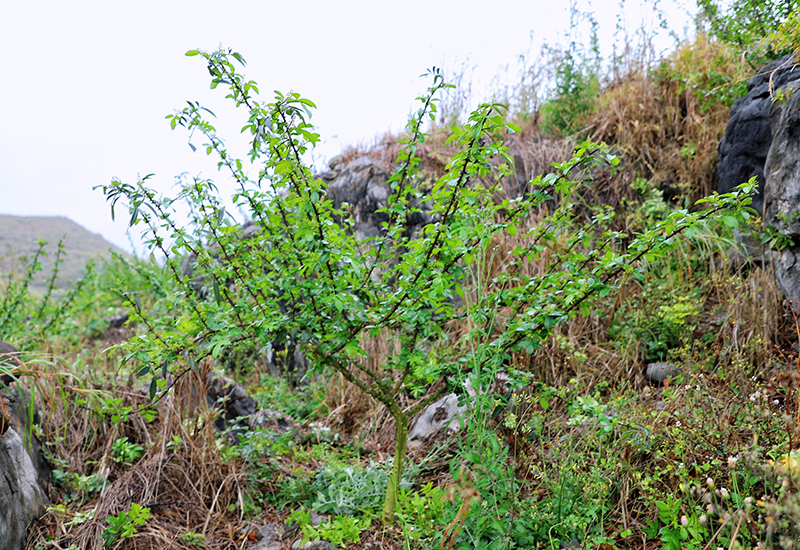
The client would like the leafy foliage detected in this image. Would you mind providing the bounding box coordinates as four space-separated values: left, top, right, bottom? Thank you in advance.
101 503 151 547
97 47 755 526
310 460 412 516
697 0 799 65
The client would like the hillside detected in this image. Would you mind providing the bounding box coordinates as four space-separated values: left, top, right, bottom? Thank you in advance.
0 214 124 292
6 4 800 550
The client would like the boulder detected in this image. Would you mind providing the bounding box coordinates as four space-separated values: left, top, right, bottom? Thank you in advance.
205 373 295 439
645 362 681 385
319 156 431 241
718 54 800 214
0 343 51 550
407 393 467 442
764 87 800 235
762 70 800 308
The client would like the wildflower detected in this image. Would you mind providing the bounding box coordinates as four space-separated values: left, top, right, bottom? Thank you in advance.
728 456 738 469
774 399 780 405
744 497 752 508
681 515 688 526
699 515 707 523
720 488 730 499
707 477 715 488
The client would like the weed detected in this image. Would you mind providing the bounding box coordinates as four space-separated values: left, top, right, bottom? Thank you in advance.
180 531 206 547
311 460 413 516
101 503 150 547
110 436 144 464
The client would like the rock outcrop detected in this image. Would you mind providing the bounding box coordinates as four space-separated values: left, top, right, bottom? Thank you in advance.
0 342 51 550
718 54 800 214
206 373 295 439
764 84 800 308
318 155 431 241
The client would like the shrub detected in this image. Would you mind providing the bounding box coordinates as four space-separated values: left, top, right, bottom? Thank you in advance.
97 47 755 525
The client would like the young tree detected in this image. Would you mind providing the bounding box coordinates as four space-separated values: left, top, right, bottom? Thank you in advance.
99 48 755 524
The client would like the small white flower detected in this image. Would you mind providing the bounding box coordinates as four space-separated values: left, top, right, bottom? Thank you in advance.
706 477 715 488
720 488 730 499
699 515 707 524
681 515 688 526
744 497 753 507
728 456 738 469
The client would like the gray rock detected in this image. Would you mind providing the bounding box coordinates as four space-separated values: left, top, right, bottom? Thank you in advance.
773 247 800 309
291 541 337 550
320 156 432 241
205 373 295 438
408 393 467 441
765 87 800 236
762 67 800 309
718 54 800 214
645 362 681 385
0 428 50 550
246 523 282 550
0 344 51 550
107 312 129 329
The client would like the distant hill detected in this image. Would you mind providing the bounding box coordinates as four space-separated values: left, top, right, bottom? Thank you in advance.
0 215 124 293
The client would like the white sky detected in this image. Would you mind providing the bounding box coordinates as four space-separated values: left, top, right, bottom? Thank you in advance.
0 0 695 255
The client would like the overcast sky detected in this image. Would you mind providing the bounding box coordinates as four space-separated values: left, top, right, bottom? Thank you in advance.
0 0 694 255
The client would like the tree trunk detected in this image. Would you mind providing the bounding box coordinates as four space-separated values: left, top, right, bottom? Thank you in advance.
381 411 408 525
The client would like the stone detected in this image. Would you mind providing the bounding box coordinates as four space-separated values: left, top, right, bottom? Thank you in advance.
205 373 295 439
0 428 50 550
408 393 467 442
291 541 337 550
717 54 800 214
773 247 800 308
0 344 51 550
107 312 129 329
765 86 800 236
645 362 681 385
407 375 509 442
761 65 800 309
319 156 431 241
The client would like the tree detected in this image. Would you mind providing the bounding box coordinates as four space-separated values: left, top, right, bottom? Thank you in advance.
98 48 755 524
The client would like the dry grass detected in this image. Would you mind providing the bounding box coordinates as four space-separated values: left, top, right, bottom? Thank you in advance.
589 36 751 204
25 360 249 550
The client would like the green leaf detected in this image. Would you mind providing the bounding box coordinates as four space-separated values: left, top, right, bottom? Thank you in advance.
185 49 201 56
